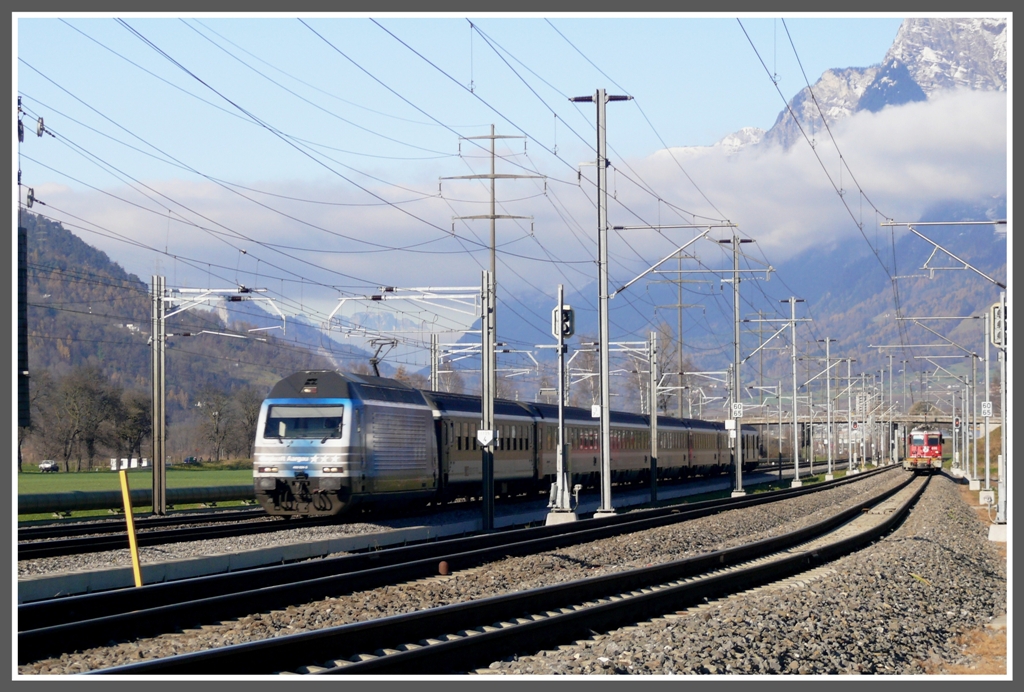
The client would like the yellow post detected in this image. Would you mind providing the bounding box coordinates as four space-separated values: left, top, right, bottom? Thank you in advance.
118 469 144 587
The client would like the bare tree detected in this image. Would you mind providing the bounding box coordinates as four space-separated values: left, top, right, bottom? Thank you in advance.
195 386 232 462
569 335 600 407
439 357 465 394
113 389 152 461
233 386 265 459
391 364 429 389
31 366 119 471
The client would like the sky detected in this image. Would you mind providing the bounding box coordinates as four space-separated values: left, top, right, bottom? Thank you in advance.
13 13 1008 366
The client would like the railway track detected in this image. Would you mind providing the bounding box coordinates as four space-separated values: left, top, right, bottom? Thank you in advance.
18 466 895 665
88 472 925 675
16 511 325 560
17 507 267 542
15 460 799 560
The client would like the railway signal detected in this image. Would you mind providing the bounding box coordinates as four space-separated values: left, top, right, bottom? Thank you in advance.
990 302 1006 348
552 305 575 339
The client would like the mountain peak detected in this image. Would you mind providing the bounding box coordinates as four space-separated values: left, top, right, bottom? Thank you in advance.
884 18 1007 94
762 17 1006 149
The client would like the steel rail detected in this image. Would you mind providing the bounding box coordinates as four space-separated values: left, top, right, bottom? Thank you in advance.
19 467 893 665
18 507 267 541
19 465 890 635
18 513 332 560
87 472 921 675
19 467 893 663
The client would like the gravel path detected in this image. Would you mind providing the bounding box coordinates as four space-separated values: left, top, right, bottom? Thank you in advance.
481 473 1007 675
19 470 914 675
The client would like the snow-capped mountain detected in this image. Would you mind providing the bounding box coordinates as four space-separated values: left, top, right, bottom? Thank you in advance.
884 18 1007 94
757 17 1007 150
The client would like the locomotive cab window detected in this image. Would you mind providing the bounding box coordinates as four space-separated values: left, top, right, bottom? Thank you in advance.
264 405 344 439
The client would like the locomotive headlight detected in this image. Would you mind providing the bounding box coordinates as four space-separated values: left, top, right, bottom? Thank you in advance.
323 466 342 473
258 467 279 473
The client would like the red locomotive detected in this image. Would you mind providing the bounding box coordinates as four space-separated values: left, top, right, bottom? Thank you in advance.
904 428 943 474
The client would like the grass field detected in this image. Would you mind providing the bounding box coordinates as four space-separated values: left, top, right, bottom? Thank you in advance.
17 466 256 522
18 468 253 495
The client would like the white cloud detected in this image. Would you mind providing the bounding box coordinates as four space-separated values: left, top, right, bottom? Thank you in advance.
30 88 1007 325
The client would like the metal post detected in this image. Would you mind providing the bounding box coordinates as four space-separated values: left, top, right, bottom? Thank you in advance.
972 355 978 482
430 333 439 391
480 270 495 531
782 297 803 487
996 291 1006 524
819 338 836 479
597 88 613 517
649 330 658 503
151 275 166 515
847 359 854 472
677 253 684 419
985 310 991 491
546 284 575 524
729 233 745 497
570 88 630 517
778 380 783 482
888 354 893 464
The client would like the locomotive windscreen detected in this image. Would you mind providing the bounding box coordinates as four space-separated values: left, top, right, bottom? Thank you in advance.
264 405 345 439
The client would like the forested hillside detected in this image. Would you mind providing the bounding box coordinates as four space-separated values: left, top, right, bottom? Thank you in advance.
19 212 354 469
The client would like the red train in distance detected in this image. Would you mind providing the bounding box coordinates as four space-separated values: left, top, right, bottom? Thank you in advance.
904 428 944 474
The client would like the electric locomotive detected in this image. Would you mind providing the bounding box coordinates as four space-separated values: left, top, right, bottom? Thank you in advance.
903 427 944 474
252 370 765 517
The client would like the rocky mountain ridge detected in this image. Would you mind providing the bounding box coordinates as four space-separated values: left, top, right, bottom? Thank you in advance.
701 17 1007 153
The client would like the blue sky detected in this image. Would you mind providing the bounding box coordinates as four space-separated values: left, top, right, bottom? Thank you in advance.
13 14 1007 366
16 16 904 186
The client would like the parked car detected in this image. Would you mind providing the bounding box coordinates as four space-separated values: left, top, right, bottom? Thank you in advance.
38 460 58 473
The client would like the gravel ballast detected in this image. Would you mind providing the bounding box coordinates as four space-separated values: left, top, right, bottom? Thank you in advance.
483 473 1007 675
16 470 929 675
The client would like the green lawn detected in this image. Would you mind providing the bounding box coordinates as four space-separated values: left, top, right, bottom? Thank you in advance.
18 467 256 522
18 468 253 495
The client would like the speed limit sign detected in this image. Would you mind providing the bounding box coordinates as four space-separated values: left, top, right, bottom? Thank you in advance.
982 401 993 418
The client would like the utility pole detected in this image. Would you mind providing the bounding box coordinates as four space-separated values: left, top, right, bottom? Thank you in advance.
443 126 543 377
150 282 281 516
151 276 167 515
651 255 704 419
649 330 659 503
818 338 837 479
781 298 805 487
479 270 496 531
887 354 894 464
570 88 632 518
996 290 1006 525
984 309 992 491
429 333 439 391
719 232 753 497
846 358 856 472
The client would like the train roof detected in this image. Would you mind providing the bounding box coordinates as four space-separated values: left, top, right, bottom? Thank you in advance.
423 391 536 418
267 371 428 406
655 415 722 431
